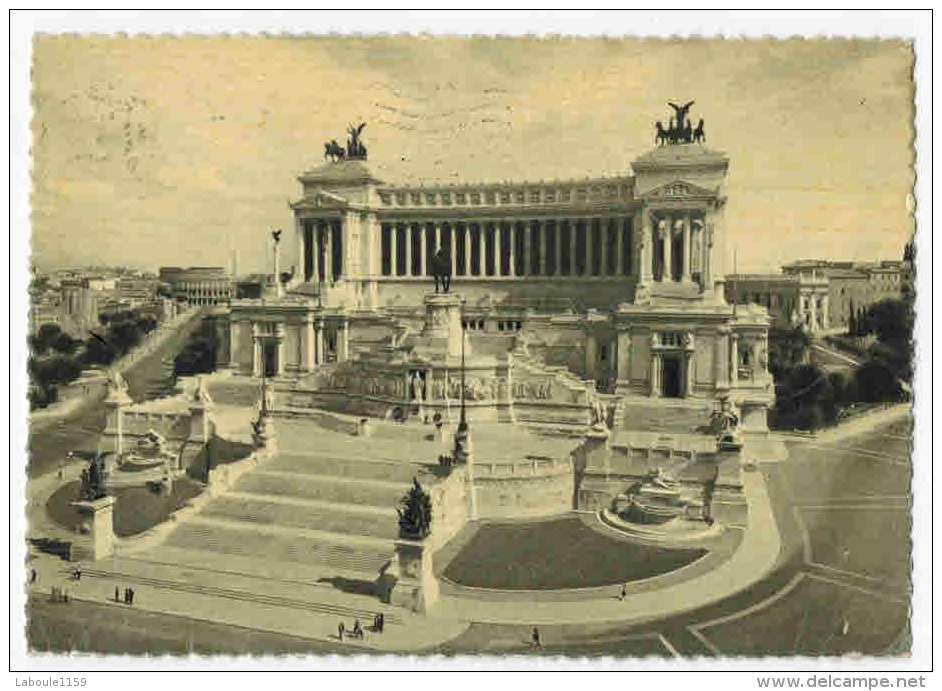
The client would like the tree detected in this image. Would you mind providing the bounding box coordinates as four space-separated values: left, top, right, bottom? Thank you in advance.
768 327 811 380
866 299 914 346
51 331 79 355
82 334 116 366
32 324 63 354
854 360 904 403
397 478 432 539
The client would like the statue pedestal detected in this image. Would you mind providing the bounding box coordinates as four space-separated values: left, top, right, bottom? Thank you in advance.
70 496 116 561
382 539 441 614
417 292 465 359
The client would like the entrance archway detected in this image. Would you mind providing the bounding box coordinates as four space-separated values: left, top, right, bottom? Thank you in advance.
661 355 682 398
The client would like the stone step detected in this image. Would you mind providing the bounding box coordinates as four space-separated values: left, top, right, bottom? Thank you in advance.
165 519 394 576
619 400 714 436
267 452 430 485
235 471 410 509
201 494 400 540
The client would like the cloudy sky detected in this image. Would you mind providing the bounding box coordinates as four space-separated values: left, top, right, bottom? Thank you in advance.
30 35 915 273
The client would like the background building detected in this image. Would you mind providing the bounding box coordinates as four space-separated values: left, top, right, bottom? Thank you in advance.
159 267 233 306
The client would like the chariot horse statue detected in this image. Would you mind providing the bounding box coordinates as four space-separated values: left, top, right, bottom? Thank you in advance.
324 139 345 162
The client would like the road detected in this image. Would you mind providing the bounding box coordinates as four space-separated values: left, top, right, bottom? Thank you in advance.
24 410 912 656
26 316 203 479
437 416 912 656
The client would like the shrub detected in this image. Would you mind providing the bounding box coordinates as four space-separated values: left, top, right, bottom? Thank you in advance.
397 478 432 540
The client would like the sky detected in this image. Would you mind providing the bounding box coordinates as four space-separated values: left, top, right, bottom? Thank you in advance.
29 35 915 274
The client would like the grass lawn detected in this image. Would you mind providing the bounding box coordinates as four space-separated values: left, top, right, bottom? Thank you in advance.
46 479 203 538
442 517 707 590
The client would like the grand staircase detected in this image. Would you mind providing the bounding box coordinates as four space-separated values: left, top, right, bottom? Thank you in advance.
150 447 430 588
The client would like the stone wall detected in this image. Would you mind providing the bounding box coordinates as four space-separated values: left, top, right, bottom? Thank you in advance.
471 458 574 519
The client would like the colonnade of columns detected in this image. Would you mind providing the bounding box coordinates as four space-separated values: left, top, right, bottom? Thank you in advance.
301 219 342 283
229 317 349 376
380 218 633 279
648 212 705 285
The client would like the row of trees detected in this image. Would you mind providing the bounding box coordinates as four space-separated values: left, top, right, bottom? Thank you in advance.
768 296 913 432
173 318 219 380
28 312 160 410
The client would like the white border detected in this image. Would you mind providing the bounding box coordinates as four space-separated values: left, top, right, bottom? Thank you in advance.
6 8 934 681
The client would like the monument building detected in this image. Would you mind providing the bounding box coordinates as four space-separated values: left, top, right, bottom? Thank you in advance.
214 108 774 432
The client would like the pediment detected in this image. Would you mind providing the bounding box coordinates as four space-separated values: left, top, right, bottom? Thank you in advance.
639 180 717 202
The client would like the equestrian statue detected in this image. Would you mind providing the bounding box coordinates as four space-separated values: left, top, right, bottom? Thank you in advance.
432 247 452 293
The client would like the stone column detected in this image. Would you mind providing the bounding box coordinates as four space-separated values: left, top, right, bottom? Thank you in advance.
570 221 578 276
730 332 739 386
229 318 242 372
523 222 531 276
809 293 817 333
304 317 316 371
616 218 626 276
685 352 695 397
664 218 673 282
252 328 262 377
297 217 305 283
616 330 631 392
338 322 349 362
274 239 284 298
650 352 661 397
275 324 286 376
392 224 401 277
315 322 324 364
462 224 471 276
714 327 729 389
404 225 413 277
822 294 829 330
639 210 652 282
599 220 609 276
507 222 515 277
432 223 440 255
682 214 691 282
555 222 563 276
478 223 486 276
538 221 547 275
418 224 427 277
324 223 334 283
586 331 597 381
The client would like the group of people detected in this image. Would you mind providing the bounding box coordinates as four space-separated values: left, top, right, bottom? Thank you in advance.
115 585 136 605
337 613 385 642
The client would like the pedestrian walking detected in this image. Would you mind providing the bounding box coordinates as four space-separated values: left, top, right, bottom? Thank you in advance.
620 584 627 601
124 587 130 604
338 622 345 641
353 619 363 639
114 586 120 603
128 587 135 605
29 569 37 585
531 626 541 648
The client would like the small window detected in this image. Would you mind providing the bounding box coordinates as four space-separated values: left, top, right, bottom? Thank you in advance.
544 190 556 203
441 192 451 205
530 190 541 203
410 192 421 204
456 193 467 204
516 191 525 203
395 192 406 205
500 192 511 204
470 192 481 205
425 193 437 205
485 192 496 205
